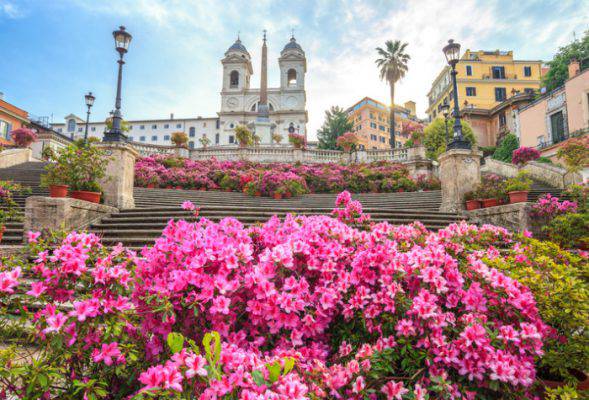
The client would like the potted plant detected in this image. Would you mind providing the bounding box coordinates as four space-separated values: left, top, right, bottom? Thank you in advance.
272 133 283 145
503 171 532 203
198 135 211 149
336 132 359 153
40 163 69 198
234 125 253 147
41 146 55 161
171 131 189 148
464 190 481 210
512 146 540 166
56 144 108 203
9 127 38 148
288 133 306 149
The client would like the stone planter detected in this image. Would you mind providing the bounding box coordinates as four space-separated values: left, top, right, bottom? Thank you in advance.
465 199 481 211
49 185 69 198
538 370 589 397
70 190 101 204
481 198 499 208
508 190 529 204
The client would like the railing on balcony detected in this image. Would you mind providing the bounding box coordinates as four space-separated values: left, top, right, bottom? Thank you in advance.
536 128 588 150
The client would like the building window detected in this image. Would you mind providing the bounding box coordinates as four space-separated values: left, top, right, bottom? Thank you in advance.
379 136 385 143
164 135 170 141
152 124 157 129
466 65 472 76
78 127 83 132
549 111 566 144
151 135 157 141
189 141 194 149
229 135 235 144
229 123 234 129
230 70 239 88
216 120 220 129
176 123 181 129
140 125 145 130
466 87 477 96
370 134 377 141
140 136 146 142
189 127 196 137
164 124 169 129
524 66 532 77
91 126 96 131
57 128 62 133
495 87 507 101
492 66 505 79
129 125 133 130
66 119 75 132
498 112 506 127
215 133 220 144
378 125 385 131
129 136 134 141
370 122 376 129
287 68 297 87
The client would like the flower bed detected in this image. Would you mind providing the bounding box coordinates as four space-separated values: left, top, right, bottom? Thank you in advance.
135 155 440 196
3 192 587 398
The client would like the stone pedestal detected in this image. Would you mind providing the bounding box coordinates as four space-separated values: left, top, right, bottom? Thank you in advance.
253 120 272 144
24 197 117 241
95 143 138 209
439 148 482 212
174 147 189 158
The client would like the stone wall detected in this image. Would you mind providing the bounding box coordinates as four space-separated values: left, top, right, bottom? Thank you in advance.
481 157 582 188
467 202 539 235
481 158 518 178
0 148 32 169
24 197 117 241
439 149 482 212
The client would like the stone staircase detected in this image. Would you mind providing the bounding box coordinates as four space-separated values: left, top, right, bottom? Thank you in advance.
0 162 569 249
0 162 48 246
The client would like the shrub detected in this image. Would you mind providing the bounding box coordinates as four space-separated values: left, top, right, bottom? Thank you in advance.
0 181 28 230
0 204 556 398
503 171 533 192
487 238 589 384
492 133 519 162
536 156 553 164
272 132 283 144
479 145 497 158
171 131 189 147
477 174 506 199
512 146 541 165
543 212 589 249
9 127 37 147
423 117 476 159
556 136 589 174
563 184 588 212
198 135 210 148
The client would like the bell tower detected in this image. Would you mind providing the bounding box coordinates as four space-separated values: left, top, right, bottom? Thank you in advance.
279 34 306 90
221 36 253 92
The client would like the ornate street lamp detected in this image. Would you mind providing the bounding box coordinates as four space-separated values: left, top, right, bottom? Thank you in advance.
441 103 450 145
83 91 95 144
104 26 132 142
443 39 471 150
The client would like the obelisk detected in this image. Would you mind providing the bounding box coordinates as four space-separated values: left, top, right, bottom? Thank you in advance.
255 30 272 143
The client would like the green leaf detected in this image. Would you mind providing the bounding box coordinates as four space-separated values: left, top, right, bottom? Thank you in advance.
203 331 222 366
267 361 281 383
251 370 266 387
283 357 295 375
167 332 185 354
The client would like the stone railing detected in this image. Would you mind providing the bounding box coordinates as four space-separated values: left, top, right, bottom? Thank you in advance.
481 157 582 188
30 130 73 160
130 141 177 157
0 148 33 168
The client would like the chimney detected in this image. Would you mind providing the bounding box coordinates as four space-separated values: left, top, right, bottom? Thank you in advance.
568 59 581 78
170 113 174 120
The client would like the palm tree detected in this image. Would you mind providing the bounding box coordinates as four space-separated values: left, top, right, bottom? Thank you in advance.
375 40 410 149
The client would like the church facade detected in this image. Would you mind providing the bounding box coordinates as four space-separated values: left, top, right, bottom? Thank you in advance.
52 35 308 147
219 35 308 142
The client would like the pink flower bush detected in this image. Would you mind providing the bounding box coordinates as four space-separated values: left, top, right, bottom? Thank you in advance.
336 132 359 152
531 193 577 218
512 147 540 165
0 198 554 398
9 127 38 147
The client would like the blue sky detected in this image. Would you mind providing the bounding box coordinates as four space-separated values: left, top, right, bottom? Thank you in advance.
1 0 587 139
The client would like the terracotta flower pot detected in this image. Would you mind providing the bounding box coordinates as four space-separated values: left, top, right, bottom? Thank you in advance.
175 186 182 190
0 226 4 243
539 369 589 396
481 198 499 208
70 190 101 204
147 183 155 189
508 190 529 204
166 186 173 189
273 193 283 200
465 199 481 211
49 184 69 198
254 191 262 197
284 192 292 198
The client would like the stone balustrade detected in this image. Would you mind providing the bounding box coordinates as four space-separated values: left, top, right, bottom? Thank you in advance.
482 157 583 188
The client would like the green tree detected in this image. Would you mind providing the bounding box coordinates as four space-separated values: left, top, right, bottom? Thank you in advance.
492 133 519 162
542 30 589 92
375 40 410 149
423 118 476 160
317 106 353 150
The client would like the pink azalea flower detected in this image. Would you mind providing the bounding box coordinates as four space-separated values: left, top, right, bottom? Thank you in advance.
91 342 124 366
27 230 41 243
26 281 47 298
381 381 409 400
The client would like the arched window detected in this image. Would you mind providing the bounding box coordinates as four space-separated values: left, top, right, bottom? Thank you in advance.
67 119 76 132
230 70 239 88
287 69 297 87
189 127 196 137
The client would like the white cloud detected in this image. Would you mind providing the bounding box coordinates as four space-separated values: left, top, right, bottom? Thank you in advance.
0 0 23 18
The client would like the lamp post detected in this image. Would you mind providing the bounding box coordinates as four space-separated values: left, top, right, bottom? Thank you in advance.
83 91 95 144
104 26 132 142
441 103 450 145
443 39 471 150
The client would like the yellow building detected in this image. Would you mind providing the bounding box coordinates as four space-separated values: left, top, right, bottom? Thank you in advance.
346 97 422 150
426 50 543 122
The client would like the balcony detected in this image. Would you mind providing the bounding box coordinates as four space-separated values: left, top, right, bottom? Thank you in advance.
481 73 518 80
536 127 588 149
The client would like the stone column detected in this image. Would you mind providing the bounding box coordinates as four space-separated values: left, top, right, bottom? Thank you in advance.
439 148 482 212
95 142 138 209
